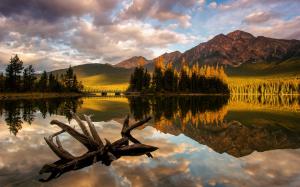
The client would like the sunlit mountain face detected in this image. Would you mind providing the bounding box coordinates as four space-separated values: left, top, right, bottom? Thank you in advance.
0 0 300 71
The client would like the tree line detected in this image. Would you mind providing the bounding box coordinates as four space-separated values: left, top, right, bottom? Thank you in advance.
229 79 299 95
128 57 229 94
0 55 83 92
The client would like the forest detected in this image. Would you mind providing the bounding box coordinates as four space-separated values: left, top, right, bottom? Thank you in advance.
0 55 83 93
229 78 299 95
127 57 230 94
128 57 300 95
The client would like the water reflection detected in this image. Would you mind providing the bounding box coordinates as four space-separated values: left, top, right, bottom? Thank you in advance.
128 96 229 123
0 96 300 186
39 115 157 182
128 96 300 157
0 98 83 135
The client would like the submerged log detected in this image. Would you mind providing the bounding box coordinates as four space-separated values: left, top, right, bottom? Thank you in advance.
39 113 157 182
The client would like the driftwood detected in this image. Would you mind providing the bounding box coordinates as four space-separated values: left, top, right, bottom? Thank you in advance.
39 112 157 182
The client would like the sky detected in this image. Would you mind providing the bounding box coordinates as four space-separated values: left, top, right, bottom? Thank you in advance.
0 0 299 71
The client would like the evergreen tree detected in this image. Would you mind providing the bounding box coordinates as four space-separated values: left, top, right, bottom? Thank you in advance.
142 69 151 91
64 66 74 91
23 65 36 91
178 68 189 92
152 57 164 91
5 55 24 92
62 66 81 92
163 63 175 91
0 73 5 92
38 71 48 92
48 73 63 92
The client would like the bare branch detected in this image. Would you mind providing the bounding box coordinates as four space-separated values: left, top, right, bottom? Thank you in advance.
127 134 153 158
70 111 92 138
124 117 152 134
55 136 75 159
41 114 158 182
121 115 130 135
44 137 74 160
50 120 99 151
118 144 158 156
83 114 103 147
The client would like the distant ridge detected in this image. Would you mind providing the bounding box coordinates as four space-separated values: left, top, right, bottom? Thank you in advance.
115 30 300 68
114 56 150 69
114 51 182 69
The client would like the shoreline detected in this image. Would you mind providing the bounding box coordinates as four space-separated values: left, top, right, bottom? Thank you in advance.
124 92 230 96
0 92 87 100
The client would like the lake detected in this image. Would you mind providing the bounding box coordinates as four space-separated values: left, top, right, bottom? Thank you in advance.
0 95 299 187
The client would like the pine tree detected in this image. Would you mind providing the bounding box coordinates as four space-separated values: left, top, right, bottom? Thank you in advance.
64 66 74 91
5 55 24 92
38 71 48 92
48 73 61 92
23 65 36 91
62 66 81 92
152 57 164 91
163 63 174 91
143 69 151 91
0 73 5 92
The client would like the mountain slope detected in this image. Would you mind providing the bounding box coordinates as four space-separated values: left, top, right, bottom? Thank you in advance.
180 30 300 66
114 30 300 71
225 57 300 77
114 56 150 69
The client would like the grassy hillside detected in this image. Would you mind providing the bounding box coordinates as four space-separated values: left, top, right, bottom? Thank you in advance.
226 58 300 78
51 63 132 90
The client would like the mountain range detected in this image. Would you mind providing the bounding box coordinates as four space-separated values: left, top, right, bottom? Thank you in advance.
115 30 300 68
52 30 300 89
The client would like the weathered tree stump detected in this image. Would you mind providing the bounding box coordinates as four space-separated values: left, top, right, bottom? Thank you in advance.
39 112 157 182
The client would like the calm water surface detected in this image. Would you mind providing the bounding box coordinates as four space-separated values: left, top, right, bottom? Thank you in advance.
0 96 299 187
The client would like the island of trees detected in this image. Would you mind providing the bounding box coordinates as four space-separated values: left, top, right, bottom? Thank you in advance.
0 55 83 93
127 57 230 94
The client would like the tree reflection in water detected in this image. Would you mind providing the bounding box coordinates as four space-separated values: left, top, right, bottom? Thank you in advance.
0 97 83 135
128 96 230 124
128 96 300 157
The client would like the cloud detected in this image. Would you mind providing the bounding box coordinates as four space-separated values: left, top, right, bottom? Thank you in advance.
0 0 119 24
70 20 194 63
219 0 300 11
0 0 197 70
208 2 217 9
243 11 279 24
119 0 197 28
243 16 300 39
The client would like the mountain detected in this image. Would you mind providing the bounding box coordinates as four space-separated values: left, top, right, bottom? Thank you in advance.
180 30 300 66
152 120 300 158
152 51 182 64
115 51 182 69
115 30 300 69
114 56 150 69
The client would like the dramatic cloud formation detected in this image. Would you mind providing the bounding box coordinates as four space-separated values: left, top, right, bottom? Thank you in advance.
0 0 299 70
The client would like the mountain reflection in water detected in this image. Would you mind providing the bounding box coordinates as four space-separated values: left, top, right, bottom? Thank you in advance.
128 96 300 157
0 96 299 186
